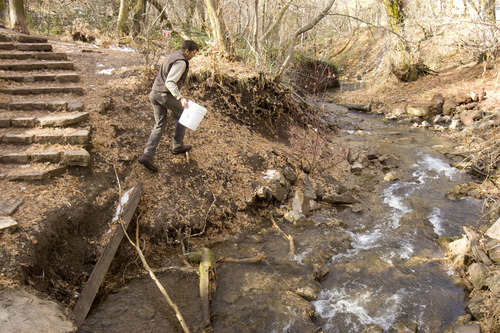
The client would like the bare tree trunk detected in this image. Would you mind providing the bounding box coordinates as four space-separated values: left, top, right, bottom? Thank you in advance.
117 0 130 36
260 0 292 42
147 0 170 24
480 0 496 22
186 0 196 28
274 0 336 83
382 0 405 33
9 0 29 34
204 0 231 55
0 0 7 26
132 0 146 36
253 0 262 68
467 0 496 21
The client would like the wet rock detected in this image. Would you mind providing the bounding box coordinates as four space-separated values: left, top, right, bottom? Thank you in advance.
351 204 364 214
390 321 418 332
293 285 319 301
437 236 453 249
347 149 360 164
282 292 317 330
361 324 385 332
312 261 329 281
323 191 357 205
378 154 399 169
467 263 488 289
284 210 308 225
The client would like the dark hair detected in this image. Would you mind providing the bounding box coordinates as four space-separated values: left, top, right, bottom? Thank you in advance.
181 40 199 52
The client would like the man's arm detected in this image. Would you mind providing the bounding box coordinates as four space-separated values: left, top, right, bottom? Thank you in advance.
165 61 186 99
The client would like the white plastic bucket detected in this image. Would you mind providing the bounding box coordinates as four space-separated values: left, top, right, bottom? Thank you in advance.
179 100 207 131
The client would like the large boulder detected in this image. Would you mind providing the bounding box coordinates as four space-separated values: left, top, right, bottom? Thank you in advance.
442 96 457 115
406 103 430 118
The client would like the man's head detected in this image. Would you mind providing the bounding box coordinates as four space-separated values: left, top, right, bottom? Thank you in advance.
182 40 199 60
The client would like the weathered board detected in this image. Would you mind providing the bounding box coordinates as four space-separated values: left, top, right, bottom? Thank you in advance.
72 183 143 325
0 216 18 230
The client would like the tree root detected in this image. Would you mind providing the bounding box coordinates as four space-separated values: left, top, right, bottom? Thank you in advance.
268 212 295 257
218 252 267 264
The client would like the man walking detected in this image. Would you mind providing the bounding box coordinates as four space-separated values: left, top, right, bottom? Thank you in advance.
138 40 199 172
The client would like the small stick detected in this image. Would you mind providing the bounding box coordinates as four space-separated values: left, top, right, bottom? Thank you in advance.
113 166 191 333
268 212 295 257
218 252 267 264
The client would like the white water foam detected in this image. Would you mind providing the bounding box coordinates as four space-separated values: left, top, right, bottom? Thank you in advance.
313 287 405 332
417 153 459 180
330 230 383 262
293 247 313 265
381 182 413 228
427 207 445 236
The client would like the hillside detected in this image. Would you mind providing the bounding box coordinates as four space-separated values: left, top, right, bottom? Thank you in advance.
0 30 499 332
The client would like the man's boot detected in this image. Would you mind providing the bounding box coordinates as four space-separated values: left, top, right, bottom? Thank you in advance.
138 154 158 172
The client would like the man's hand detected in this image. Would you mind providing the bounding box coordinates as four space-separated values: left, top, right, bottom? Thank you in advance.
180 98 189 109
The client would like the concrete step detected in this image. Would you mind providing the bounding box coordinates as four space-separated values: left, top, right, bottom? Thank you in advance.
0 31 47 43
0 52 68 61
0 72 79 83
0 99 84 112
0 148 90 167
0 42 52 52
0 61 74 71
0 128 89 145
0 85 84 95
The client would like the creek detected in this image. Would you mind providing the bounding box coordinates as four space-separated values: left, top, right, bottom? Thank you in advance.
312 109 482 332
78 108 482 333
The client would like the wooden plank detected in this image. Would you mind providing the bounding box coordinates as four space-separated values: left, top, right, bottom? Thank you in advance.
72 183 143 325
0 216 18 230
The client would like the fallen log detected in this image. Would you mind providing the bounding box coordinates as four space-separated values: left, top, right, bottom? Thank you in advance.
73 183 143 326
186 247 217 329
340 103 371 112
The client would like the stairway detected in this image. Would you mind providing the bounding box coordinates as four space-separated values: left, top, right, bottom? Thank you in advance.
0 28 90 181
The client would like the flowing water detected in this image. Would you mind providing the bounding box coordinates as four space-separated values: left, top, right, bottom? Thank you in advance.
79 108 482 333
312 109 483 332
